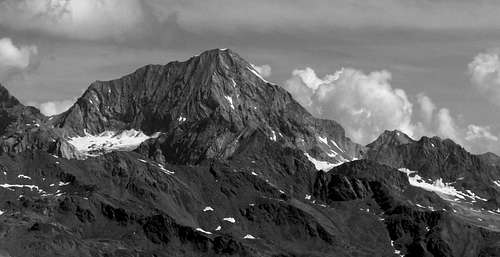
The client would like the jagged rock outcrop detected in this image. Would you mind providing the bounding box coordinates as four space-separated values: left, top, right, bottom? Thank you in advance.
366 130 500 204
312 160 500 257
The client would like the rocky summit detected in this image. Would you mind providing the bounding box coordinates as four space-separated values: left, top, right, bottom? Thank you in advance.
0 49 499 257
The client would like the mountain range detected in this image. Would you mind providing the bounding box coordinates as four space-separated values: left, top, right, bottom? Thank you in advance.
0 49 499 257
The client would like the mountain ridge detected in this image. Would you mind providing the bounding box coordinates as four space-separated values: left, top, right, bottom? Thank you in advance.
0 49 499 257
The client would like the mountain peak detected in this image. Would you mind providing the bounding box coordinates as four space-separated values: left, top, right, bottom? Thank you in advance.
51 48 362 164
367 129 414 148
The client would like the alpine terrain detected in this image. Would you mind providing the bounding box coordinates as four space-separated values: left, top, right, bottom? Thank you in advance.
0 48 499 257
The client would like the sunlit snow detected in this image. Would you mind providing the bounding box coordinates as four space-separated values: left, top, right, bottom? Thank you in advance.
398 168 488 202
224 95 235 109
248 66 270 83
195 228 212 235
17 175 31 180
270 130 277 141
223 217 236 223
0 183 45 193
67 129 160 156
304 152 342 171
203 206 214 212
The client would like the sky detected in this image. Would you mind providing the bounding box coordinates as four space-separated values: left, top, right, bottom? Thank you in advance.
1 0 500 154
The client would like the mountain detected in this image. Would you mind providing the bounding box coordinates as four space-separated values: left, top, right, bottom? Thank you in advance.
366 130 500 203
0 49 499 257
53 49 363 165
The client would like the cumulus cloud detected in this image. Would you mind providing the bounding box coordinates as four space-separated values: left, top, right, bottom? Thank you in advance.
466 125 498 142
284 66 498 153
252 64 272 78
0 38 38 81
284 67 414 143
29 99 75 116
468 50 500 105
0 0 150 41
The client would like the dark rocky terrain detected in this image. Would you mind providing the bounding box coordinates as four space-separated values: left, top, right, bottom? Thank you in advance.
0 49 499 257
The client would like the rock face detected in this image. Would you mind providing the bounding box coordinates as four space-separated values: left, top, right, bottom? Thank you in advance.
54 48 363 164
366 130 500 207
0 49 499 257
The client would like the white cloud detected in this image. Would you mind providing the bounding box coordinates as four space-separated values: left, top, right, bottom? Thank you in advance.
416 93 436 125
468 50 500 105
29 99 75 116
466 125 498 142
0 0 149 41
252 64 272 78
0 38 37 80
284 67 414 143
0 38 37 69
284 67 498 153
435 108 462 145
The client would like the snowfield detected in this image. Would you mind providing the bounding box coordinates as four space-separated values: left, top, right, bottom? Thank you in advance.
398 168 488 202
67 129 160 156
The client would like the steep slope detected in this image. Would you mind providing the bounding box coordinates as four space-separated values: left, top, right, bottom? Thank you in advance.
53 49 363 166
366 130 500 214
312 160 500 257
0 84 69 156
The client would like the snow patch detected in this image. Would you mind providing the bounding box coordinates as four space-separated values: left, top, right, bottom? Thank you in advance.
0 184 45 193
203 206 214 212
318 136 328 145
68 129 160 157
215 225 221 231
157 164 175 175
224 95 235 109
248 66 270 83
304 152 342 171
243 234 256 239
178 116 187 123
223 217 236 223
305 194 311 200
329 140 345 153
17 174 31 180
399 168 488 202
195 228 212 235
270 130 277 141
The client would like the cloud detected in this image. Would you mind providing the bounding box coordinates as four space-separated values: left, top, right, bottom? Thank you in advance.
148 0 500 35
28 99 75 116
468 50 500 105
252 64 272 78
284 66 498 153
416 93 436 125
465 125 498 142
0 0 150 41
6 0 500 43
0 37 38 81
284 67 414 143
